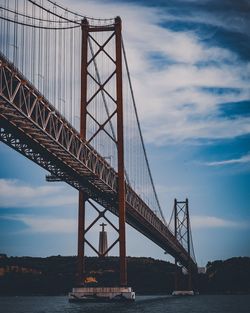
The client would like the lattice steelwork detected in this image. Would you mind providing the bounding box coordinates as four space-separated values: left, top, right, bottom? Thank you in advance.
0 0 165 224
168 199 197 290
0 0 197 289
0 0 82 128
175 199 196 263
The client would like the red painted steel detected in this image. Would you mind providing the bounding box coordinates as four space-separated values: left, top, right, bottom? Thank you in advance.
77 190 85 285
174 198 195 290
0 52 197 275
76 18 89 285
115 16 127 287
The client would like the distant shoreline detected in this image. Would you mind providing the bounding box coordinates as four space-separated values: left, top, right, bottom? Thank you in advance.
1 255 250 295
0 292 250 297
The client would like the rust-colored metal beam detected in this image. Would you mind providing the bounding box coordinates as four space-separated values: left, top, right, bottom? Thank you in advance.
77 18 89 286
186 198 192 290
115 16 127 287
174 198 178 290
80 18 88 140
0 51 197 279
77 190 85 285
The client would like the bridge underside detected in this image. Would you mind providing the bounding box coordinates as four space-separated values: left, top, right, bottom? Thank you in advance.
0 112 192 270
0 53 196 272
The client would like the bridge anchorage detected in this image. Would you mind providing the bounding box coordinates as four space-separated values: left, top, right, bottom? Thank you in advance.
0 0 197 302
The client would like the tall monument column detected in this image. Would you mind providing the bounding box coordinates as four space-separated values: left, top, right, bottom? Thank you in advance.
99 223 108 256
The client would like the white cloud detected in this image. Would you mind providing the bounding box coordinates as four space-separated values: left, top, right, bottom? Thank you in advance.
63 0 250 144
145 116 250 145
192 215 249 229
0 179 77 208
2 214 77 233
151 0 250 37
205 153 250 166
1 213 118 235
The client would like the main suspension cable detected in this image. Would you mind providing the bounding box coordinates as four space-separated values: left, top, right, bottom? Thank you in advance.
0 5 79 23
27 0 80 24
0 15 80 29
45 0 115 22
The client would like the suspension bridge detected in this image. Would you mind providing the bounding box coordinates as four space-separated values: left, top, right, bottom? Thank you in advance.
0 0 197 301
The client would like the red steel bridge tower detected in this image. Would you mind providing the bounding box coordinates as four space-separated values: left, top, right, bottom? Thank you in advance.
172 199 197 295
77 16 128 288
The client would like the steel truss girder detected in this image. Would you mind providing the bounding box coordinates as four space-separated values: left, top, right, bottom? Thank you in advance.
0 120 114 209
0 52 196 271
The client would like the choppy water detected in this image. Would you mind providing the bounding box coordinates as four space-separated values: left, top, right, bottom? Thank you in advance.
0 295 249 313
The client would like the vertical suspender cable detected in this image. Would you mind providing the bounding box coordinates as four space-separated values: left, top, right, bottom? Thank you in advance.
122 36 166 225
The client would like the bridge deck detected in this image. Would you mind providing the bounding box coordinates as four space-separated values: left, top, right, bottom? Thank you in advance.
0 53 196 271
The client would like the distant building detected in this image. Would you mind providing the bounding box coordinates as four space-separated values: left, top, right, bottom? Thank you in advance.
198 267 206 274
0 265 42 276
0 253 7 259
0 267 5 276
99 223 108 256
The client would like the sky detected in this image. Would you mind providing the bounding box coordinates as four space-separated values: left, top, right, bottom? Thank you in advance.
0 0 250 266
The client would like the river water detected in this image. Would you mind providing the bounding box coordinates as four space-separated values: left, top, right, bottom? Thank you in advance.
0 295 249 313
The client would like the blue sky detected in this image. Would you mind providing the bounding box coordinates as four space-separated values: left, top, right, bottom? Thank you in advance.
0 0 250 266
